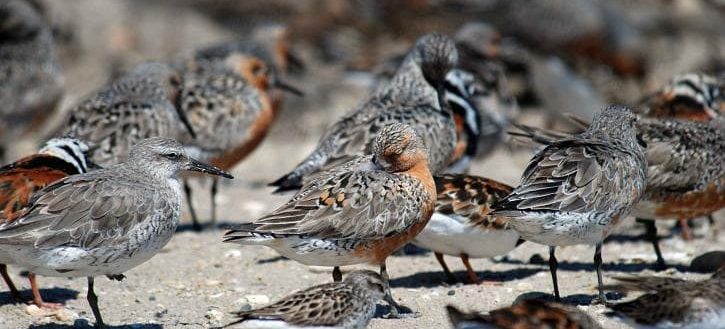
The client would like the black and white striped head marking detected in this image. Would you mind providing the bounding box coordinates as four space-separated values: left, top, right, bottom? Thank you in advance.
666 73 722 117
444 68 481 155
39 138 93 174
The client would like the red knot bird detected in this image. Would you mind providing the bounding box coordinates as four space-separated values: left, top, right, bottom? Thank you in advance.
491 105 647 303
0 137 232 328
175 41 301 230
225 270 385 329
62 62 194 166
225 123 435 318
0 0 64 160
512 116 724 269
447 299 603 329
270 33 467 192
0 138 94 308
412 174 522 284
606 268 725 328
638 73 722 122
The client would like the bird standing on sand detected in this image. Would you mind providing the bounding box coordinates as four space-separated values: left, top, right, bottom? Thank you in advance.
0 137 232 328
412 174 522 284
512 116 725 269
225 123 435 318
491 105 647 303
0 138 94 308
226 270 386 329
175 45 301 229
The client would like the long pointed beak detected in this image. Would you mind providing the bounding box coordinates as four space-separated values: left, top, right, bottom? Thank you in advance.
273 78 304 96
186 158 234 179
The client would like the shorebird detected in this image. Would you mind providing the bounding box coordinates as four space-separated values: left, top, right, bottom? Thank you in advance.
0 0 64 160
606 268 725 328
226 270 385 329
62 62 194 166
225 123 436 317
447 299 603 329
491 105 647 303
412 174 522 284
512 116 725 269
635 72 723 243
270 33 464 192
0 138 94 308
0 137 232 328
175 44 301 229
638 73 722 122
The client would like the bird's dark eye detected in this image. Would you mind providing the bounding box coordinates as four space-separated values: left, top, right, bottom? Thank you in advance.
163 152 181 159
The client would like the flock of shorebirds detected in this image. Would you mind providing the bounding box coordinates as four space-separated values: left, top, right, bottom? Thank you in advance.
0 1 724 328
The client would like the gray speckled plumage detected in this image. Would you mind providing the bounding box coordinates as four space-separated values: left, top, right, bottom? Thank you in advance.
634 118 725 219
0 0 63 144
225 123 436 267
270 33 459 192
62 62 192 166
607 269 725 327
173 53 271 165
492 105 646 303
0 137 232 327
493 105 647 245
227 270 386 329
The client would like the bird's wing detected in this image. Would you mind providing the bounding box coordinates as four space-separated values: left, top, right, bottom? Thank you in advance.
608 288 692 325
232 284 358 326
434 174 513 229
64 89 179 165
235 170 431 240
493 140 632 215
0 173 159 249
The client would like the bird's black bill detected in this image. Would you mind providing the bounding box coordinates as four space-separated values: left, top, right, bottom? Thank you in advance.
186 158 234 179
273 79 304 96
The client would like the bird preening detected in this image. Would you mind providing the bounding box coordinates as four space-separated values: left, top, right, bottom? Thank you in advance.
1 2 723 328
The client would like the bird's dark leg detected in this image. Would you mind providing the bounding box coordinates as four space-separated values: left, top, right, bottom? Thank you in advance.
434 252 456 283
594 243 608 305
332 266 342 282
637 218 666 270
87 277 104 328
549 246 560 302
0 264 23 302
183 178 201 231
210 176 219 226
380 261 418 319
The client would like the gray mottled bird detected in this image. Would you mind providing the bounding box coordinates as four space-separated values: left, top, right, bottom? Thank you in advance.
0 0 64 159
0 137 232 328
174 42 301 229
62 62 194 166
512 116 725 269
447 299 603 329
491 105 647 303
270 33 462 192
606 268 725 328
226 123 435 318
226 270 386 329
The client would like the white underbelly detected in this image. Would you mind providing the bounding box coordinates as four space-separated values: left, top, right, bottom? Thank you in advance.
412 213 520 258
